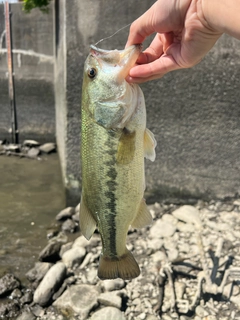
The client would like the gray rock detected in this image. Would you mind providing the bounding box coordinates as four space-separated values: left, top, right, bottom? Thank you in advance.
146 315 159 320
20 290 33 304
223 282 240 298
233 199 240 206
23 140 40 147
230 295 240 308
30 304 44 317
175 281 186 300
166 248 179 262
0 273 20 296
151 251 166 264
98 292 122 309
10 288 22 299
89 307 126 320
46 225 60 239
75 203 80 213
61 218 77 233
59 242 73 257
147 238 163 251
195 305 209 317
16 310 36 320
0 300 20 318
27 148 40 158
102 279 125 292
62 246 86 268
80 252 94 269
72 211 79 222
52 276 76 301
86 268 98 285
33 262 66 307
73 235 89 248
176 221 195 233
73 234 100 249
26 262 53 283
39 142 56 154
0 302 8 318
38 241 62 262
4 144 20 152
53 284 100 319
172 205 202 228
149 219 176 238
56 207 75 221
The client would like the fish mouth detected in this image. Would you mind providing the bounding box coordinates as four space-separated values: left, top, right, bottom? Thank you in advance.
90 44 142 80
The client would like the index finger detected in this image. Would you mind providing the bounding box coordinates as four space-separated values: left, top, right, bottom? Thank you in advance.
125 9 156 47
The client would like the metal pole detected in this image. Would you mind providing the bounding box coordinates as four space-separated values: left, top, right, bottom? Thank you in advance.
5 1 18 144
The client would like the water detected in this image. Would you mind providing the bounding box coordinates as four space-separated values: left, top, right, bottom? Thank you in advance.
0 154 66 284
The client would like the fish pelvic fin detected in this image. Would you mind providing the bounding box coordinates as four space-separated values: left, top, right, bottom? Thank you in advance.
144 128 157 161
79 195 96 240
131 198 153 229
98 249 140 280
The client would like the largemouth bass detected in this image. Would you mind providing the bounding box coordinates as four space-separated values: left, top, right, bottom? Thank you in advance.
80 44 156 280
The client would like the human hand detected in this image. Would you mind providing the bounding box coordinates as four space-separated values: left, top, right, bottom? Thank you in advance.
125 0 222 83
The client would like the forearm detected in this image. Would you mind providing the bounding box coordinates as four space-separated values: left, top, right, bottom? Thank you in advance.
200 0 240 39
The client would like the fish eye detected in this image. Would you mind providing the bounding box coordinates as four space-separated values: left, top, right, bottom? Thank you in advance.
88 68 97 79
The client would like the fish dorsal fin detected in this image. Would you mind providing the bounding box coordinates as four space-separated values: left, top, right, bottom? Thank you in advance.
144 128 157 162
116 128 136 165
131 198 153 229
79 195 97 240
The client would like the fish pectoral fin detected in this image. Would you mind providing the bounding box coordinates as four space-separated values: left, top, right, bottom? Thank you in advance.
131 198 153 229
98 249 140 280
79 196 96 240
144 128 157 162
116 128 136 165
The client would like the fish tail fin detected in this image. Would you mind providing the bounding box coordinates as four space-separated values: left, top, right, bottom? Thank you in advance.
98 249 140 280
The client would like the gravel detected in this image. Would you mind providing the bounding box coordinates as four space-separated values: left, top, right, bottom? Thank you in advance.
1 199 240 319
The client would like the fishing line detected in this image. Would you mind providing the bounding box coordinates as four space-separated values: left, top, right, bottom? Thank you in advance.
94 23 131 46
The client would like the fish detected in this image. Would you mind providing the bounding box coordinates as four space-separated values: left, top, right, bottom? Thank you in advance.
80 44 157 280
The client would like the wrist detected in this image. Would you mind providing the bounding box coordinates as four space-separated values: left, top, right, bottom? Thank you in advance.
197 0 223 35
199 0 240 39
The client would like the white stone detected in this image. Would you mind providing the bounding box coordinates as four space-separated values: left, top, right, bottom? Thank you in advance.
102 278 125 292
89 307 126 320
33 262 66 307
195 305 209 317
53 284 100 319
162 214 178 225
147 238 163 251
172 205 202 228
98 292 122 309
62 246 86 268
149 219 176 238
151 251 166 263
177 221 195 233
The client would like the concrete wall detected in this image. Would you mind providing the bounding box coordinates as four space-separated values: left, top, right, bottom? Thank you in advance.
0 3 55 142
55 0 240 204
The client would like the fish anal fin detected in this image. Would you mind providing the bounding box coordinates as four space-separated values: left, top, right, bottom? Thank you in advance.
98 249 140 280
144 128 157 162
131 198 153 229
79 196 96 240
116 128 136 165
